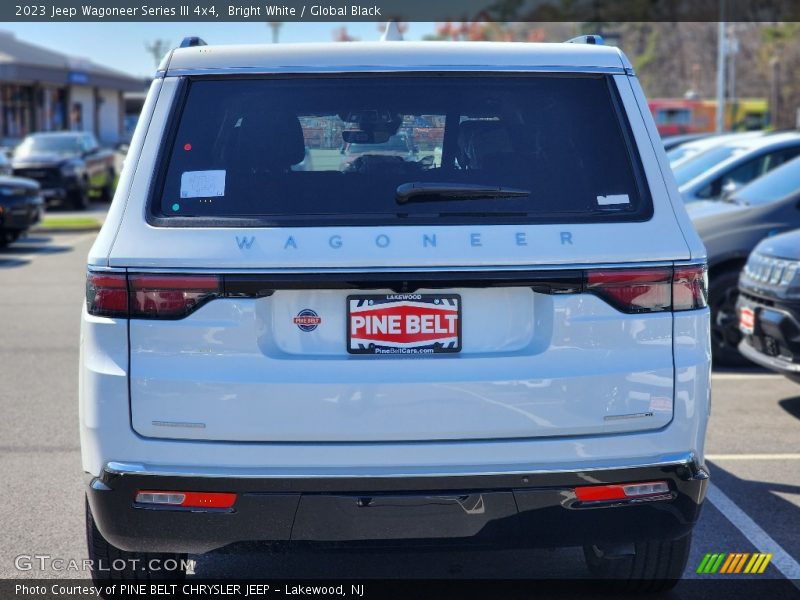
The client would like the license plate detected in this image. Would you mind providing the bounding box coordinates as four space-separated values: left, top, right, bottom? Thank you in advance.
347 294 461 355
739 306 755 335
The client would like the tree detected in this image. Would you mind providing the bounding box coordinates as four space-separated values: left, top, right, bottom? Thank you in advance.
144 39 171 69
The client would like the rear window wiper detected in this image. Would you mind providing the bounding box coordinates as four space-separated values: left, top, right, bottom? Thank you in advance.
396 182 531 205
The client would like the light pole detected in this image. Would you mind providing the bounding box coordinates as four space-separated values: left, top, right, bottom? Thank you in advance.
715 20 726 133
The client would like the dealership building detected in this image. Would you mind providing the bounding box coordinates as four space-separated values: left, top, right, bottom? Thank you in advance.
0 30 144 146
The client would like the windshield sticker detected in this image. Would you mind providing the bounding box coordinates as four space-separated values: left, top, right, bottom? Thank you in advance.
180 170 226 199
597 194 630 206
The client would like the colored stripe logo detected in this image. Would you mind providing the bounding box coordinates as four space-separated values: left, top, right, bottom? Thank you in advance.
697 553 773 574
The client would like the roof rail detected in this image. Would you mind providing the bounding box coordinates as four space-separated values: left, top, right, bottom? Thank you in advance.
565 34 604 45
180 36 207 48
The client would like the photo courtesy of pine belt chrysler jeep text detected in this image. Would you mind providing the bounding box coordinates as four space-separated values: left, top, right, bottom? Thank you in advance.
80 37 711 590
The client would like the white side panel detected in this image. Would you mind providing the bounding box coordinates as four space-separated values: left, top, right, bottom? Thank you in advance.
79 307 129 475
673 309 712 462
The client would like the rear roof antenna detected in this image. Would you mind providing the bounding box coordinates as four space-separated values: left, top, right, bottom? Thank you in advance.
380 21 404 41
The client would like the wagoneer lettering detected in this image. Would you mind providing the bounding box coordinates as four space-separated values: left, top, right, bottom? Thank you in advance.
81 38 710 588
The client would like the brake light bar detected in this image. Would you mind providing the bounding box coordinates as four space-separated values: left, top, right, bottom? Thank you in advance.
86 264 707 320
135 490 236 509
574 481 670 503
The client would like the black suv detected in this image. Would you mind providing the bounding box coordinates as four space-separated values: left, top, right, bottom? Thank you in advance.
12 132 116 209
738 229 800 383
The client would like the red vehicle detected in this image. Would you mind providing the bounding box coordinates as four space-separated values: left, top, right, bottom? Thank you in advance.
649 98 768 137
649 99 713 136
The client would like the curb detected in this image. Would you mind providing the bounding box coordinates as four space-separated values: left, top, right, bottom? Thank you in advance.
30 224 102 234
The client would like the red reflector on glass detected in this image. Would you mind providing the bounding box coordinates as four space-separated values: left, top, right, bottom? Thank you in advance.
136 490 236 509
575 481 669 502
86 272 128 318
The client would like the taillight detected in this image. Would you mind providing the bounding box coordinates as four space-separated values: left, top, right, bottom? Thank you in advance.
587 268 672 313
129 274 221 319
586 265 708 313
673 264 708 311
86 271 221 319
86 272 128 318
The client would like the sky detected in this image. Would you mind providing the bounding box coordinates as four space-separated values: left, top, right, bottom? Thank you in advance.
0 22 437 79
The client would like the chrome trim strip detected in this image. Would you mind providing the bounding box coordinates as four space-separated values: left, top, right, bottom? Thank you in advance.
113 260 678 276
104 452 696 480
166 65 627 77
87 265 127 273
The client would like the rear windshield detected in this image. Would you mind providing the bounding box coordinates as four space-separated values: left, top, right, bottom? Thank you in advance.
151 75 652 226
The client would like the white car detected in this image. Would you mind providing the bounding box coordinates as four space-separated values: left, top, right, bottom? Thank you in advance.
667 131 762 168
675 131 800 203
81 37 711 588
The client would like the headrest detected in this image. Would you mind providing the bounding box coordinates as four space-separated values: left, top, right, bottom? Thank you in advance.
458 120 514 170
234 110 305 172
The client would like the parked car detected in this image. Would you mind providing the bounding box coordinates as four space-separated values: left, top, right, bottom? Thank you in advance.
662 132 710 152
675 132 800 203
12 132 116 210
339 132 418 172
691 156 800 365
737 229 800 383
0 151 13 176
667 131 762 168
0 175 44 246
81 38 710 588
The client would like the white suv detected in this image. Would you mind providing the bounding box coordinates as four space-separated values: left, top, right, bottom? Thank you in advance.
81 38 711 589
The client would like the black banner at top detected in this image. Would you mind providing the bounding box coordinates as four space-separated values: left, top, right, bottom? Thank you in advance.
2 0 800 22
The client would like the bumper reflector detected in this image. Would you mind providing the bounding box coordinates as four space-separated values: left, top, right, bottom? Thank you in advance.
575 481 669 502
135 490 236 509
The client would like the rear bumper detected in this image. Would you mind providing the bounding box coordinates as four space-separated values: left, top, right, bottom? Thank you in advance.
87 459 708 554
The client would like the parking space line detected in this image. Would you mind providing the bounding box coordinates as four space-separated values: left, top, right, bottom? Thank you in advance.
712 373 783 380
707 454 800 460
706 482 800 586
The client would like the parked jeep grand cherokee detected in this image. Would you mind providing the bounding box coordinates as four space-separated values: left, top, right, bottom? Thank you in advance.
738 230 800 383
81 39 710 589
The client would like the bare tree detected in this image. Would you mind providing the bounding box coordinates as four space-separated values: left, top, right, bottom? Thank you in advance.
145 39 171 69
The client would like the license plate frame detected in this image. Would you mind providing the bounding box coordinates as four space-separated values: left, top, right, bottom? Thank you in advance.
347 293 462 355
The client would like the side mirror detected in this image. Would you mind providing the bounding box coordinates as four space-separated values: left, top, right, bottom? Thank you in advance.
721 180 739 199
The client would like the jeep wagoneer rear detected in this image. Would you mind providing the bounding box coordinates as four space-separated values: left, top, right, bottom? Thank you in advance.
80 40 710 588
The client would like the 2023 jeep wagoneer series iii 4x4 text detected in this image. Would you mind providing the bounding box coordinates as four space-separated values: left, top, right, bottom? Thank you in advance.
80 38 711 588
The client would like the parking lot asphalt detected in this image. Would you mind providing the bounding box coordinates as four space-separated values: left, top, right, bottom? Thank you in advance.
0 231 798 595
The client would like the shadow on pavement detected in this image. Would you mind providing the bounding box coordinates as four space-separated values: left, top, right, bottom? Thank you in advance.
0 235 72 268
777 396 800 421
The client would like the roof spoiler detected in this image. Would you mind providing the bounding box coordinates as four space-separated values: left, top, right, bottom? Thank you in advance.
180 36 207 48
565 34 604 45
